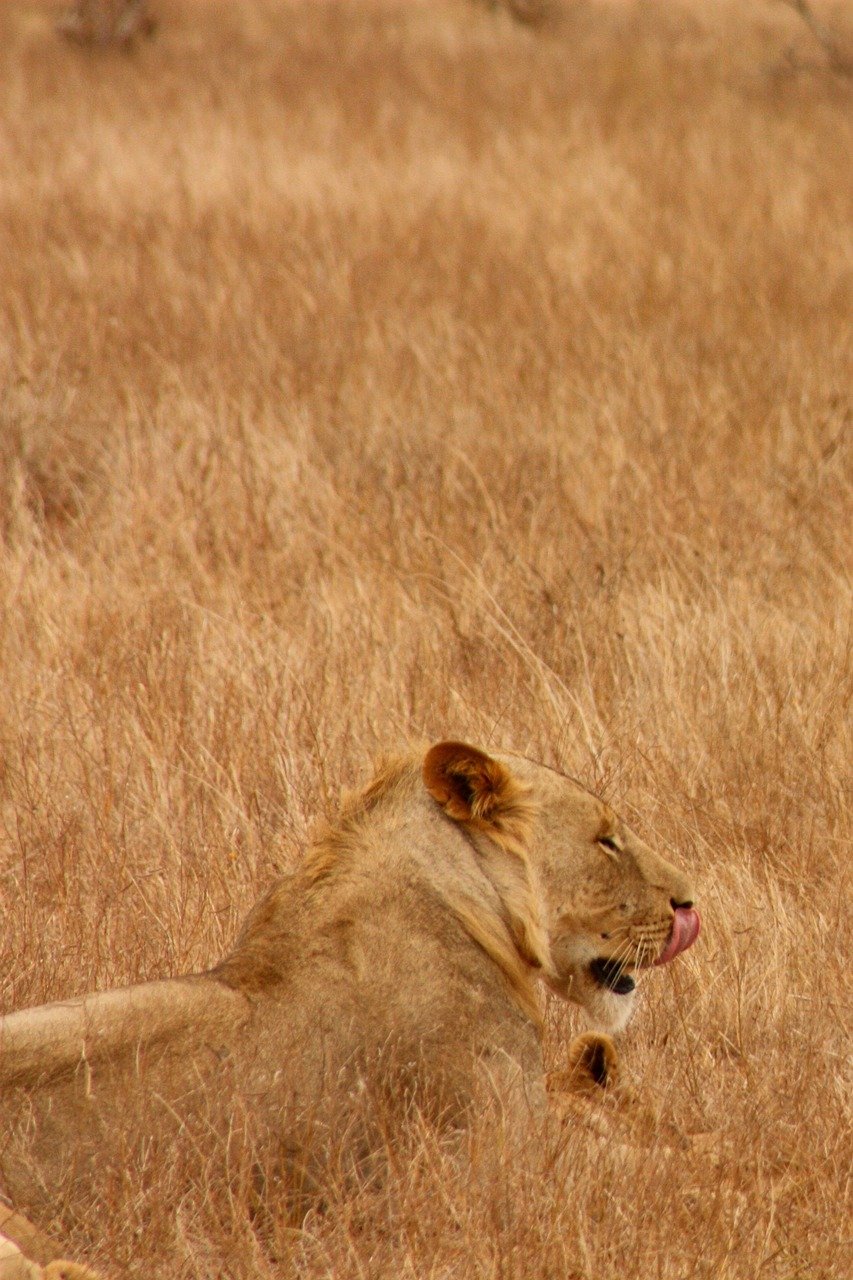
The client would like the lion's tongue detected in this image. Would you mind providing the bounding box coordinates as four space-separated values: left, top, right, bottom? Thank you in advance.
654 906 701 967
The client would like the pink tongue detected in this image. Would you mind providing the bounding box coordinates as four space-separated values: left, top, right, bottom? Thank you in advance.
654 907 701 967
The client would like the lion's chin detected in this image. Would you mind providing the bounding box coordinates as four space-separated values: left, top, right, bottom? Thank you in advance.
547 965 640 1034
581 981 638 1033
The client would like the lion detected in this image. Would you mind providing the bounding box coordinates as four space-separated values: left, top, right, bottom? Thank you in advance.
0 740 700 1241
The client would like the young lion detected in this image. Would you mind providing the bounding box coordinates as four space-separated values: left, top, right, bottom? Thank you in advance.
0 741 700 1236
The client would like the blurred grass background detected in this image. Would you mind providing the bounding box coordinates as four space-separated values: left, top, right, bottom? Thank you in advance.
0 1 850 1275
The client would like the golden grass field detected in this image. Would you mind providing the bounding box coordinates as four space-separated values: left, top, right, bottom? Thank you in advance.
0 0 850 1275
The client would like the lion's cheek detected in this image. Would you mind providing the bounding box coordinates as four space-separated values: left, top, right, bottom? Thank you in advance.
542 936 593 1003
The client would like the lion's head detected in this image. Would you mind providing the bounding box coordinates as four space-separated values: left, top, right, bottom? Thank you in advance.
423 741 700 1032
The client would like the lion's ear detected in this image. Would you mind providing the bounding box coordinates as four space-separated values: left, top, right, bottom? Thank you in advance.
423 741 517 825
424 741 550 979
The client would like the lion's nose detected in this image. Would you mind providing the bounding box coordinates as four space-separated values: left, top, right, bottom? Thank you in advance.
671 895 694 910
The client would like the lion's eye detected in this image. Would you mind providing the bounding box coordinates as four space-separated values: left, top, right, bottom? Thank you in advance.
598 835 620 853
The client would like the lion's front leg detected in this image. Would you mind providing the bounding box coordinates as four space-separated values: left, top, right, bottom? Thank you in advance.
547 1031 620 1098
548 1033 694 1152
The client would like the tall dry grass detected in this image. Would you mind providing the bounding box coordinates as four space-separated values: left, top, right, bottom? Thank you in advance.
0 0 850 1275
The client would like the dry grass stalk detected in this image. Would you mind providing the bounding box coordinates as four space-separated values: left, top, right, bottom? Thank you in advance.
0 0 850 1275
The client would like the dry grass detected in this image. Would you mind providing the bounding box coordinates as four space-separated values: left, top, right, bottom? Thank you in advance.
0 0 850 1275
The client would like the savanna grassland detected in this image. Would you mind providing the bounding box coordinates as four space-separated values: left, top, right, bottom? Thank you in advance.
0 1 850 1276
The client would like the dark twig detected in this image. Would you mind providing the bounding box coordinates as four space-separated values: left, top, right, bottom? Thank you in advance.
779 0 852 76
57 0 156 49
475 0 559 28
